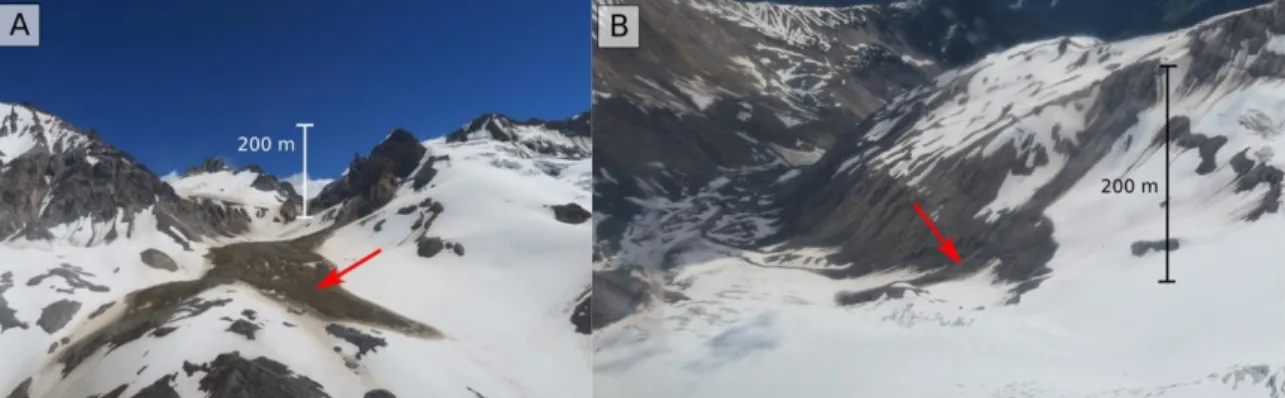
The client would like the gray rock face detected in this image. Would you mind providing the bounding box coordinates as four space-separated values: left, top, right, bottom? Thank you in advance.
1159 116 1227 175
26 263 109 294
225 319 260 340
183 157 230 177
130 373 179 398
1230 148 1284 220
324 323 387 360
416 237 444 258
365 390 397 398
550 203 590 224
0 272 27 332
444 241 465 257
836 283 929 306
140 249 178 272
1131 239 1181 256
5 377 31 398
182 352 331 398
37 299 81 334
310 128 426 225
570 289 590 334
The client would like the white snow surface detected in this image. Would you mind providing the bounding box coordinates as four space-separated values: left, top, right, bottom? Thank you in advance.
0 118 592 397
0 103 93 164
167 169 290 209
595 6 1285 398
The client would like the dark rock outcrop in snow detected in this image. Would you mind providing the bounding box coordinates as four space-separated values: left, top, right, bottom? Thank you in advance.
131 374 180 397
183 352 331 398
551 203 590 224
1156 116 1228 175
4 377 30 398
571 289 591 334
183 157 231 177
325 323 387 360
225 319 261 340
416 236 445 258
410 155 452 191
140 248 179 272
27 263 109 293
0 272 27 332
447 241 465 256
365 390 397 398
1131 239 1181 256
1229 148 1283 220
37 299 81 334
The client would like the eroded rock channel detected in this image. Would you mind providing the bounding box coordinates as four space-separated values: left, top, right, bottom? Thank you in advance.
57 227 443 377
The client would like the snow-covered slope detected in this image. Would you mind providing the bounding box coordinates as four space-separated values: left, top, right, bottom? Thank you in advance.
0 103 94 164
593 1 1285 397
0 106 592 397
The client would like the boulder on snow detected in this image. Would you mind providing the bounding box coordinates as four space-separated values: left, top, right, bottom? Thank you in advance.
225 319 260 340
365 389 397 398
416 237 445 258
550 203 590 224
444 241 465 256
325 323 387 360
140 248 179 271
571 291 590 334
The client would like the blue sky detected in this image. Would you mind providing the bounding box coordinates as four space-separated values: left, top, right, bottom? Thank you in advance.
0 0 588 180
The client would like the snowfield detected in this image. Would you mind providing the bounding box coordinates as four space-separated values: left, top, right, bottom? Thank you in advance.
593 3 1285 398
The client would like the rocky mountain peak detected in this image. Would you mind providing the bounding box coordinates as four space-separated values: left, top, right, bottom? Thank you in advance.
309 128 427 224
0 103 267 247
446 113 519 143
182 156 232 177
446 112 591 159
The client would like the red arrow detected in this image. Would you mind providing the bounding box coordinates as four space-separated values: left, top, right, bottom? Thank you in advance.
912 202 962 265
316 248 383 290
